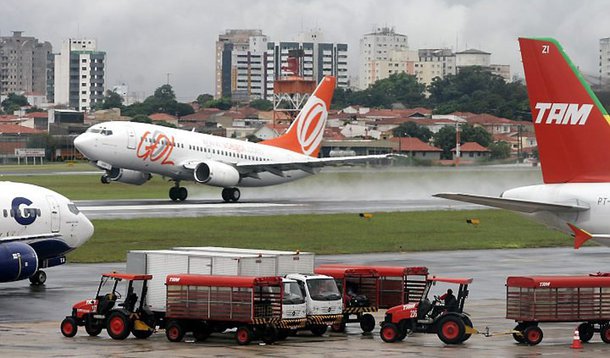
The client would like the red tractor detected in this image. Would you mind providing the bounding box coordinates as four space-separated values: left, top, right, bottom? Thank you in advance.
380 277 476 344
60 272 157 340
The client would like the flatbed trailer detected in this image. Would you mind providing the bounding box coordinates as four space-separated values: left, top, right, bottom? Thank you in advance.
506 274 610 345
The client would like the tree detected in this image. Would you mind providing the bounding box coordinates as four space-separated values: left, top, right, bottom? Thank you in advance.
392 121 433 142
488 141 512 160
131 114 152 124
204 97 232 110
249 99 273 111
196 94 214 107
100 90 124 110
331 73 426 109
459 123 492 147
1 93 29 113
175 102 195 116
433 125 457 159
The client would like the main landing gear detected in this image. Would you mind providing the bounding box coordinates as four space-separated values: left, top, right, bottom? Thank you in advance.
221 188 240 203
29 270 47 285
169 182 188 202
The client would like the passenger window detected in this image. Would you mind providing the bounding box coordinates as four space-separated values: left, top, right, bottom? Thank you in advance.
3 209 6 217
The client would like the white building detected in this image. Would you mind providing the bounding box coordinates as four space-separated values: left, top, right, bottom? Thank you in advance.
358 27 411 89
600 38 610 87
54 39 105 111
456 49 491 68
415 49 456 86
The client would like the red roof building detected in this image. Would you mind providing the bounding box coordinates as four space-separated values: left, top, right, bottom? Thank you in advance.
390 137 442 161
451 141 491 162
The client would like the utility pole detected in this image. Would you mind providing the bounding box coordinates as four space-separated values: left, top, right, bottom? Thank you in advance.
166 72 171 85
455 122 460 167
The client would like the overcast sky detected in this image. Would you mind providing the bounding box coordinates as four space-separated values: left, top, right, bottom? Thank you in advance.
3 0 609 101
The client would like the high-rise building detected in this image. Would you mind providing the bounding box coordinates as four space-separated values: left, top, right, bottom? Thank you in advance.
0 31 53 101
600 38 610 87
358 27 412 89
54 38 106 111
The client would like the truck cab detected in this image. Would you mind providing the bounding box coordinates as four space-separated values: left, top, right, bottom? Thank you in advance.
285 273 343 336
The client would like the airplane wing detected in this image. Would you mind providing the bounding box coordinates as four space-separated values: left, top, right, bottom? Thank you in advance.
433 193 590 213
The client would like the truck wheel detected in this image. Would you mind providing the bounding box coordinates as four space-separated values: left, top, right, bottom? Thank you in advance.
261 325 278 344
331 321 346 333
193 323 211 342
601 324 610 343
512 324 526 343
165 321 185 342
106 311 132 340
85 317 103 336
437 315 466 344
60 317 78 338
277 329 290 340
360 314 376 333
578 322 594 343
523 326 543 345
380 323 399 343
236 326 253 345
310 325 328 336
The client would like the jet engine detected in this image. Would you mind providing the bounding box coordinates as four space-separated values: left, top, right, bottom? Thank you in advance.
0 242 38 282
194 161 240 187
107 168 152 185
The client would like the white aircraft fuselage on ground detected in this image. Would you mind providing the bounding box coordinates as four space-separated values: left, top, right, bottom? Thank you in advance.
0 181 94 284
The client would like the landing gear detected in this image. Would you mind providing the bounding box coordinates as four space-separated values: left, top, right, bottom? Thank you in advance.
169 183 188 202
29 270 46 285
221 187 240 203
101 174 110 184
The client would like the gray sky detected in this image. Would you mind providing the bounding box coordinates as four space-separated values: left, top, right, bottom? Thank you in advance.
3 0 609 101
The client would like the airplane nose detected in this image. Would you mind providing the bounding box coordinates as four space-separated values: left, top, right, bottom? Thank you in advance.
73 134 93 157
77 215 95 247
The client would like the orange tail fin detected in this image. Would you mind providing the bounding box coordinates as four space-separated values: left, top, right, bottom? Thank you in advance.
261 76 336 157
519 38 610 183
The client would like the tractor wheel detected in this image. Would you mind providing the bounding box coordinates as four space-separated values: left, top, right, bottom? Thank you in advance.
106 311 132 340
331 320 346 333
85 317 103 337
235 326 253 345
460 315 473 343
601 324 610 343
310 325 328 336
578 322 594 343
132 329 154 339
512 324 526 343
523 326 543 346
276 329 290 341
165 320 185 342
380 323 400 343
261 325 278 344
360 314 376 333
437 315 466 344
193 323 211 342
60 317 78 338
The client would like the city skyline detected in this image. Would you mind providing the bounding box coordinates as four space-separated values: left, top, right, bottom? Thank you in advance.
3 0 609 101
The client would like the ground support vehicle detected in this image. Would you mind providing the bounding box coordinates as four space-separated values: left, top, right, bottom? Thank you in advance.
316 264 430 308
314 267 379 333
380 277 476 344
60 272 157 340
506 274 610 345
285 273 343 336
164 274 303 345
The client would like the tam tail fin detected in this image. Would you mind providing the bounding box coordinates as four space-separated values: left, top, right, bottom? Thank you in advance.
519 38 610 183
261 76 336 157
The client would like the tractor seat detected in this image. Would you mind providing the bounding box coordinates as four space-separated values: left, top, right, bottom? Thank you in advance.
97 293 117 314
417 298 432 318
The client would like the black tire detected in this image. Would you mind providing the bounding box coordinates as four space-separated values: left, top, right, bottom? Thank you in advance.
29 270 46 285
106 311 132 340
221 188 230 202
169 187 178 201
437 315 466 344
359 314 375 333
177 187 188 201
235 326 253 345
85 316 103 337
460 315 473 343
578 322 594 343
229 188 240 202
60 317 78 338
523 326 543 346
165 320 185 342
310 325 328 336
601 324 610 343
101 175 110 184
380 323 399 343
261 325 278 344
193 323 211 342
132 329 154 339
277 329 290 341
512 324 526 343
331 320 346 333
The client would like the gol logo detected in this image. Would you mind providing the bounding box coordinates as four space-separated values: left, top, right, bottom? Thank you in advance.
296 95 327 156
137 130 175 165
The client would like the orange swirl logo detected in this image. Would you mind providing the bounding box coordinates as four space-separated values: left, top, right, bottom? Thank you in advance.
296 96 327 156
136 130 175 165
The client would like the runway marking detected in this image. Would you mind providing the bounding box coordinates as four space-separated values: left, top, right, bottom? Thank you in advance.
81 202 302 211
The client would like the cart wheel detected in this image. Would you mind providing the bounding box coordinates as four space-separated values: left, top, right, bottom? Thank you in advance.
193 323 211 342
331 321 346 333
165 320 185 342
261 325 278 344
310 325 328 336
360 314 376 333
460 315 473 343
380 323 399 343
60 317 78 338
437 315 466 344
523 326 543 345
106 311 132 340
601 324 610 344
578 322 594 343
84 316 103 337
512 324 526 344
236 326 253 345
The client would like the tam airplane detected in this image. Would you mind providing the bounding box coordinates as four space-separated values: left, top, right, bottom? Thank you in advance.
436 37 610 249
0 182 94 284
74 76 392 202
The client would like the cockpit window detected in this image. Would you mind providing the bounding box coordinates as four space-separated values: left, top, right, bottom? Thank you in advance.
100 129 113 136
67 203 80 215
87 128 101 133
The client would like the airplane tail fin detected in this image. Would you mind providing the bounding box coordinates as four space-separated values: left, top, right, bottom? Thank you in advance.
519 38 610 183
261 76 336 157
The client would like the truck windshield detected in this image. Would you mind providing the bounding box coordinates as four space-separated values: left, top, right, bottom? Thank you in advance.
307 278 341 301
283 281 305 304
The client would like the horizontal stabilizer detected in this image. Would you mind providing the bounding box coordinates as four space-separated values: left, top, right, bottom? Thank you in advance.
567 223 610 249
434 193 590 213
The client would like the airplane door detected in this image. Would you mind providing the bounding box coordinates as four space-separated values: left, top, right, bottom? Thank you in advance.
127 126 136 149
46 196 60 233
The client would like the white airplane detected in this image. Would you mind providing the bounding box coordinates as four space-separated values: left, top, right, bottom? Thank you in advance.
0 181 94 284
74 76 393 202
436 37 610 249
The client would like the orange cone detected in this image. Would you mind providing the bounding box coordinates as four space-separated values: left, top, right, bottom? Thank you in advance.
570 327 583 349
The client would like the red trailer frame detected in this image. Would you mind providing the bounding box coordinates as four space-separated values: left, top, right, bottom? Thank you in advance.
165 274 285 345
506 274 610 345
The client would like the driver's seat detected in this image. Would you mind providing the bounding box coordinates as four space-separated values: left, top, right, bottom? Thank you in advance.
417 298 433 318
